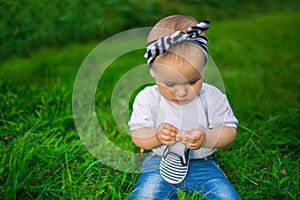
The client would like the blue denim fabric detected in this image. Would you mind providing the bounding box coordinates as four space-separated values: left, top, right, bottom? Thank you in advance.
127 154 241 200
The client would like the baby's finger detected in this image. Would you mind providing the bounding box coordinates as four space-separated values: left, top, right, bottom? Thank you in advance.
159 135 176 145
164 123 179 133
159 128 176 138
185 143 199 150
179 134 195 143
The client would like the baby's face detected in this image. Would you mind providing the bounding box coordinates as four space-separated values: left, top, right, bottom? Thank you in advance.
151 55 204 105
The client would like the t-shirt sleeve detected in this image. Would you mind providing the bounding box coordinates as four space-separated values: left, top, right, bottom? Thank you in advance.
128 86 159 131
206 85 238 128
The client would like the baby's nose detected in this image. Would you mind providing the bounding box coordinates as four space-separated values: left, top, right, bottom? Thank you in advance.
175 86 188 97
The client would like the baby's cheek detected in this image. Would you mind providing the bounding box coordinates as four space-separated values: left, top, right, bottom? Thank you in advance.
158 85 175 100
192 83 202 95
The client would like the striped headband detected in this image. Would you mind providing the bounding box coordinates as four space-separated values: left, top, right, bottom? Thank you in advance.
144 19 210 66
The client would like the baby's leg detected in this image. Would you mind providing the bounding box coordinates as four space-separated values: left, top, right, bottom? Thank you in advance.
128 172 176 199
127 154 177 200
201 178 241 200
186 157 241 200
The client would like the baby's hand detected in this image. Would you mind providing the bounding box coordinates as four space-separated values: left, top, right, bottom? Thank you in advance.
156 123 179 145
176 128 206 150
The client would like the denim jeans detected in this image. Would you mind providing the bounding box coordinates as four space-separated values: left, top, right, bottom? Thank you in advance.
127 154 241 200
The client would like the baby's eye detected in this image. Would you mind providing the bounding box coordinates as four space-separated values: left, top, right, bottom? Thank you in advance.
165 82 175 87
189 79 199 85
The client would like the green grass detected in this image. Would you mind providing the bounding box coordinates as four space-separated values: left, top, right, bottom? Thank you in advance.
1 11 299 199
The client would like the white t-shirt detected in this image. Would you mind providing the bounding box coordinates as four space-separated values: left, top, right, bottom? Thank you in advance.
128 83 238 159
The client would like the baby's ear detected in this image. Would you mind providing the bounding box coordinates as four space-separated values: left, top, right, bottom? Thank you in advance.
150 68 155 78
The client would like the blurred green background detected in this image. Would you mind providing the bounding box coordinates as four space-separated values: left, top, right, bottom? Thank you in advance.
1 0 299 61
0 0 299 199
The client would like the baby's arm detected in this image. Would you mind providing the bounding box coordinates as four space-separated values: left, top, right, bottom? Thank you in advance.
132 123 179 150
205 126 236 148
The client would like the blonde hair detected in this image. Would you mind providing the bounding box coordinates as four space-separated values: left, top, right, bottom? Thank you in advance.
147 15 198 44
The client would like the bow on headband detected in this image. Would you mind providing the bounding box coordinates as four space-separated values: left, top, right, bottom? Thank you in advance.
144 19 210 66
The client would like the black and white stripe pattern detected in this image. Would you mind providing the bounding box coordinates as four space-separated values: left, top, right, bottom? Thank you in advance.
160 143 191 184
144 19 210 65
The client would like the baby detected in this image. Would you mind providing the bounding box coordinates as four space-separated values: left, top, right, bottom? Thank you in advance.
128 15 240 200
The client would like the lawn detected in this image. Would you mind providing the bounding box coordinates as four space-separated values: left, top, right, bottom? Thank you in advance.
0 11 299 199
